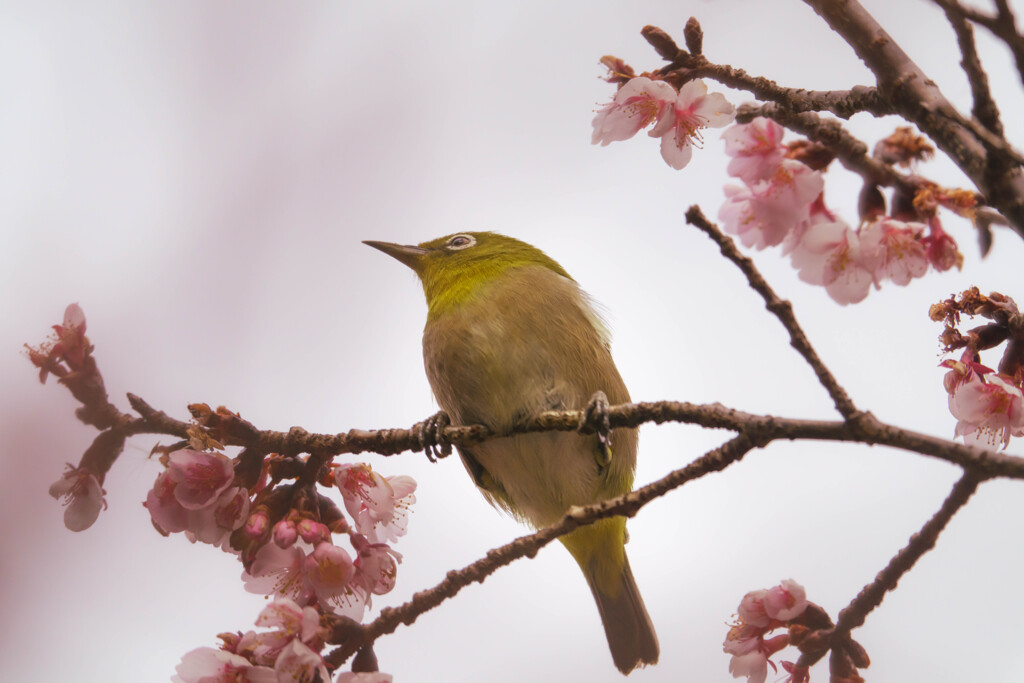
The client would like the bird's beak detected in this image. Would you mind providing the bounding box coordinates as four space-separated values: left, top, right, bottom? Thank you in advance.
363 240 429 272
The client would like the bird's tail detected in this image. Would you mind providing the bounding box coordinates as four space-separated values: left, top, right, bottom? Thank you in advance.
561 518 660 675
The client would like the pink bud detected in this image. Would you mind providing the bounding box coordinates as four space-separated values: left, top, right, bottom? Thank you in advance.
297 519 330 545
273 520 298 548
245 510 270 539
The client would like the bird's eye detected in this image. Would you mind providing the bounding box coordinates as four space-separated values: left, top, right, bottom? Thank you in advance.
446 234 476 250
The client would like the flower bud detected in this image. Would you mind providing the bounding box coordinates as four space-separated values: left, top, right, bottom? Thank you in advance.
245 508 270 540
273 519 298 548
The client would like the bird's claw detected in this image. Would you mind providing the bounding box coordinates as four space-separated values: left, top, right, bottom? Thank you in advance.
417 410 452 462
578 391 613 471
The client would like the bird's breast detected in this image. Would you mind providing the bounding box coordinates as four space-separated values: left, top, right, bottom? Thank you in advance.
421 265 629 430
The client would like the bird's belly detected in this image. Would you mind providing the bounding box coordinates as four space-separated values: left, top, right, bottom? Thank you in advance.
469 429 605 528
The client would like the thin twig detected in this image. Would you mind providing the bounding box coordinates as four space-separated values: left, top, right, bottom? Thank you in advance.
932 0 1024 88
835 471 982 636
684 205 860 419
735 102 908 190
936 0 1004 136
119 392 1024 478
681 61 890 120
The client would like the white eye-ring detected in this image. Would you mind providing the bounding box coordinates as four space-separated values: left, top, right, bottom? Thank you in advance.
446 234 476 250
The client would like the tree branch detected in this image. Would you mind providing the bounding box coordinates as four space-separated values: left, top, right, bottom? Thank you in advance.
735 102 909 190
685 205 861 419
325 432 759 666
802 0 1024 240
935 0 1004 137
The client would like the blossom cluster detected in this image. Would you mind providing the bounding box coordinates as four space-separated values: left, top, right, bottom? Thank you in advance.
25 302 89 383
592 76 735 169
724 579 809 683
30 304 110 531
933 289 1024 449
719 118 963 305
172 598 330 683
241 463 414 622
172 596 394 683
33 303 414 681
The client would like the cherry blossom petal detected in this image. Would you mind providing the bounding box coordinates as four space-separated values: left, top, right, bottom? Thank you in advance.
145 470 189 534
654 79 735 170
171 647 276 683
591 77 678 146
949 373 1024 448
723 117 787 184
49 465 105 532
244 542 315 604
763 579 807 621
728 650 769 683
274 639 330 683
167 449 235 510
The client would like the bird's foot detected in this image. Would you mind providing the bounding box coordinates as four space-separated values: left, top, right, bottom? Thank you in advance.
578 390 613 470
417 410 452 463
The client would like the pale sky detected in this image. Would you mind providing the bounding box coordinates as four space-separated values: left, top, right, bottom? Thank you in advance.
3 1 1024 682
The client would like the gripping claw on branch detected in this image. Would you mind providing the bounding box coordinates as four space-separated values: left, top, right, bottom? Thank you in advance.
417 410 452 463
578 390 613 471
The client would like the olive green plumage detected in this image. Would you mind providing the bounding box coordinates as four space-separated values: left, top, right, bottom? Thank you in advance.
366 231 658 674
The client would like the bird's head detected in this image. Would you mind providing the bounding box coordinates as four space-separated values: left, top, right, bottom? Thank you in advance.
365 232 572 318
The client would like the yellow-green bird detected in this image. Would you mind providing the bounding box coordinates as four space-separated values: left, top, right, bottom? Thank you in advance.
365 231 658 674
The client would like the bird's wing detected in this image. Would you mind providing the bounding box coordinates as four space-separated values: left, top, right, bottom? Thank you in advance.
455 444 516 513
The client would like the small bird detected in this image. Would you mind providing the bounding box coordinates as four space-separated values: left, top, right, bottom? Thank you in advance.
365 231 658 674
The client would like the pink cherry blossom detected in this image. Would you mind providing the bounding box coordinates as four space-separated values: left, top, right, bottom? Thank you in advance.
723 117 787 184
352 534 402 597
237 597 322 667
822 226 883 305
49 464 106 531
145 469 190 534
591 77 677 146
721 161 824 251
790 218 880 305
27 303 91 382
651 79 735 170
297 518 331 545
166 449 235 509
763 579 807 621
254 597 321 644
942 354 993 397
749 160 825 228
863 218 929 286
145 461 250 547
335 464 417 544
728 650 770 683
921 218 961 271
274 519 300 548
719 185 787 250
736 589 772 629
53 303 89 369
274 639 330 683
244 542 316 605
171 647 276 683
185 485 251 547
305 541 366 617
725 580 808 683
245 508 270 540
948 371 1024 448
